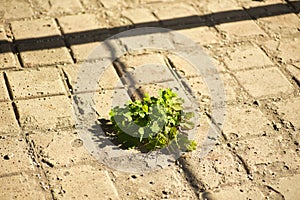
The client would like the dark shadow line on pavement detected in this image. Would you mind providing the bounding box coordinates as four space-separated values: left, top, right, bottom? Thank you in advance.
0 2 299 53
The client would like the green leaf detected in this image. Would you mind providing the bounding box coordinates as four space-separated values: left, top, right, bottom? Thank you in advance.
142 105 148 113
138 127 144 142
181 121 195 130
183 112 194 120
150 121 160 133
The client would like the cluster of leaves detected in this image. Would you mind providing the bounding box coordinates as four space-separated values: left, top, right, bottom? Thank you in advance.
109 88 197 152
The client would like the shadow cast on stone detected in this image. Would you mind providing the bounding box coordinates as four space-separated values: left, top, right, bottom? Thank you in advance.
86 117 184 157
0 2 299 53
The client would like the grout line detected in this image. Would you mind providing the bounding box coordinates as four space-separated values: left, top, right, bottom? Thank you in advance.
7 23 25 68
3 72 21 127
24 134 56 200
61 68 73 96
3 72 14 101
12 93 67 101
54 18 77 64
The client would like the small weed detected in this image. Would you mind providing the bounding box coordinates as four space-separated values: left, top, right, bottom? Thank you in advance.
109 88 197 152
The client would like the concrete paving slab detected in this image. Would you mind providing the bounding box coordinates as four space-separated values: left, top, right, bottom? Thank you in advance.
235 67 294 98
0 172 51 200
11 18 61 41
0 136 33 175
0 102 20 135
46 165 120 199
0 44 17 69
263 36 300 63
223 42 273 70
113 166 197 199
0 0 34 20
221 104 274 140
0 73 10 101
28 130 94 168
18 40 73 67
276 97 300 130
16 96 73 131
6 67 67 99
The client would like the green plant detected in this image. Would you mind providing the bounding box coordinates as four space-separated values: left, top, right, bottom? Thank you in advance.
109 88 197 152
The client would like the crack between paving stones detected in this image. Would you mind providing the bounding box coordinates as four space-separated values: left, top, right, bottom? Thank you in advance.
112 60 145 101
7 23 25 68
24 134 56 199
265 185 285 199
178 157 206 198
292 76 300 89
231 151 252 179
3 72 21 127
61 69 73 95
165 57 198 104
54 18 77 64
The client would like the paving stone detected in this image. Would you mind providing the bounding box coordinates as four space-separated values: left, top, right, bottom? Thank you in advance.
100 0 126 8
63 64 122 93
0 136 33 175
115 53 174 85
185 73 241 103
46 165 119 199
192 114 218 149
58 14 106 34
128 81 193 109
113 166 196 199
276 97 300 130
0 102 20 135
31 0 80 16
140 0 174 3
208 183 265 200
18 40 73 67
94 88 131 119
48 0 83 15
0 44 17 69
206 0 241 12
289 0 300 12
235 67 294 98
122 8 158 25
0 73 10 101
263 36 300 63
258 13 300 36
268 174 300 200
231 136 300 177
240 0 282 8
175 27 220 45
223 43 273 71
28 130 93 167
0 25 10 41
117 29 174 53
221 105 273 140
70 41 102 62
286 63 300 84
66 31 112 62
11 18 61 41
16 95 73 131
245 1 290 18
80 0 102 10
7 67 66 99
217 19 267 38
119 62 174 86
167 54 226 78
117 53 166 69
182 144 248 189
153 3 201 25
0 172 50 200
0 0 34 19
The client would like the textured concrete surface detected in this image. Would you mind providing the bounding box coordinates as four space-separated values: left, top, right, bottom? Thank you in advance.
0 0 299 199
